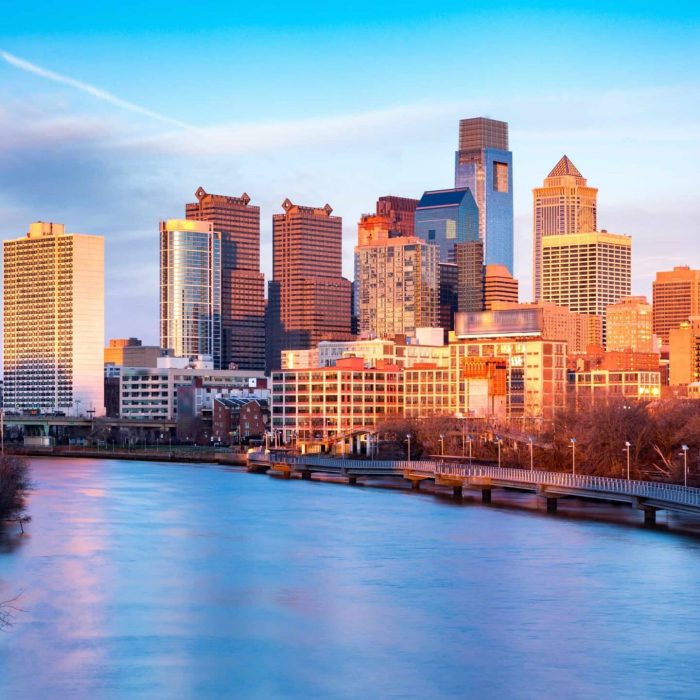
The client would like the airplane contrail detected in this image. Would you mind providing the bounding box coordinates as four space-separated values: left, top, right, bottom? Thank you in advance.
1 50 193 129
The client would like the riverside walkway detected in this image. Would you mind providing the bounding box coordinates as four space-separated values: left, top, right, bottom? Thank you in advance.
248 452 700 525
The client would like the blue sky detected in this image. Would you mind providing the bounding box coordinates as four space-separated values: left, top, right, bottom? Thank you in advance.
1 2 698 342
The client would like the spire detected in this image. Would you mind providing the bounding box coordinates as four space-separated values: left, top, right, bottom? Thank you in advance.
547 155 583 178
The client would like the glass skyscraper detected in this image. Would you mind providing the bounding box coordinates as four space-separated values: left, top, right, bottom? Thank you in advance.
454 117 514 273
414 188 479 263
160 219 222 368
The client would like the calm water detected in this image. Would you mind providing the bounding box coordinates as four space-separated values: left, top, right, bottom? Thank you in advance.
1 458 700 699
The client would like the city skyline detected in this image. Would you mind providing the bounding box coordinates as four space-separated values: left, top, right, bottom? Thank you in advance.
1 4 699 343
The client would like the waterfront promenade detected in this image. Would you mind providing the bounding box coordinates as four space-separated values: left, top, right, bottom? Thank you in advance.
250 452 700 525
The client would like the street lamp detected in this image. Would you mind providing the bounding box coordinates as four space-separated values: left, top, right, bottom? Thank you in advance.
406 433 411 464
467 434 473 465
439 434 444 457
681 444 689 487
496 436 502 468
528 436 534 472
624 441 631 480
570 437 577 475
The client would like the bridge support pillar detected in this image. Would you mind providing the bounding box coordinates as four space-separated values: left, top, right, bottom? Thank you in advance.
453 485 463 500
300 470 311 480
546 497 558 514
411 480 421 491
643 507 657 526
348 475 357 486
481 488 491 504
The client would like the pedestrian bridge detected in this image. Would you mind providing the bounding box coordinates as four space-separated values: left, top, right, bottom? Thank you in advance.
248 453 700 525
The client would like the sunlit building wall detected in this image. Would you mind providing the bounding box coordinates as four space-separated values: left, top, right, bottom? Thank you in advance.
3 222 104 415
652 266 700 345
541 231 631 343
270 357 403 442
160 219 222 367
356 235 439 338
484 264 518 310
575 369 661 406
605 295 655 353
454 117 514 272
668 318 700 386
532 156 598 301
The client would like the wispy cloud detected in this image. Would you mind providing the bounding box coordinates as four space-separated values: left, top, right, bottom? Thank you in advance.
0 50 193 130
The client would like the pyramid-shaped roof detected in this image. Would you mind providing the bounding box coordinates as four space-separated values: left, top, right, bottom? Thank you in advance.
547 155 583 178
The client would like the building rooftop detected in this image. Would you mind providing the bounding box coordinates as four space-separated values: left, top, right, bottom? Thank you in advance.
547 155 583 179
417 188 472 209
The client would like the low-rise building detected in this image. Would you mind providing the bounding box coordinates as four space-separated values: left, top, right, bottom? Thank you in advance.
271 357 403 443
212 397 269 444
575 369 661 405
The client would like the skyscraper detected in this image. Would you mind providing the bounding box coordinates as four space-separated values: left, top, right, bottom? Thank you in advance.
267 199 352 371
455 240 484 312
454 117 514 272
414 188 479 263
606 296 654 353
541 231 631 342
484 264 519 310
355 235 439 338
3 222 104 415
160 219 222 367
652 266 700 345
185 188 265 370
532 156 598 301
376 195 419 238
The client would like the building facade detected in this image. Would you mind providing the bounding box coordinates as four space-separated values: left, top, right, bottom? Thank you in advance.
455 240 484 312
3 222 104 415
541 231 631 342
267 199 352 372
484 264 518 310
160 219 222 367
355 235 439 338
185 188 265 371
375 195 419 238
605 296 655 353
271 357 403 443
414 188 479 263
454 117 514 272
105 338 166 368
652 266 700 346
532 156 598 301
669 318 700 386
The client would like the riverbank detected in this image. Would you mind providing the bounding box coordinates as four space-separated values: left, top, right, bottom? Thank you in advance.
4 445 248 466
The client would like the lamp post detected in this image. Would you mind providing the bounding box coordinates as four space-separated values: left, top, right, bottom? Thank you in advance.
439 434 444 457
467 435 473 465
682 444 689 487
496 436 502 468
406 434 411 464
624 441 631 480
570 437 577 475
528 436 534 472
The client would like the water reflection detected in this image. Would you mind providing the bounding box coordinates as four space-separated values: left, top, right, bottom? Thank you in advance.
1 457 700 699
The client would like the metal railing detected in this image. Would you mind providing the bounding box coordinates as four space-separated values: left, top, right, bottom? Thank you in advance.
250 452 700 509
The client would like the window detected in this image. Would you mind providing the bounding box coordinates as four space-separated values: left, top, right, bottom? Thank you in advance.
428 229 436 241
493 162 509 192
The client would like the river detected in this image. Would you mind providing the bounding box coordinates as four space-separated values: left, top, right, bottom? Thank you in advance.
1 457 700 699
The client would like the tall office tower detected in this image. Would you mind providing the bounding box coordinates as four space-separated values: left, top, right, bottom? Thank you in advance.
267 199 352 371
606 296 655 353
414 188 479 263
376 195 419 238
669 318 700 386
356 235 438 338
3 222 104 415
439 262 458 334
455 240 485 312
454 117 514 272
160 219 222 367
532 156 598 301
185 188 265 370
541 231 631 342
652 266 700 345
484 264 519 310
